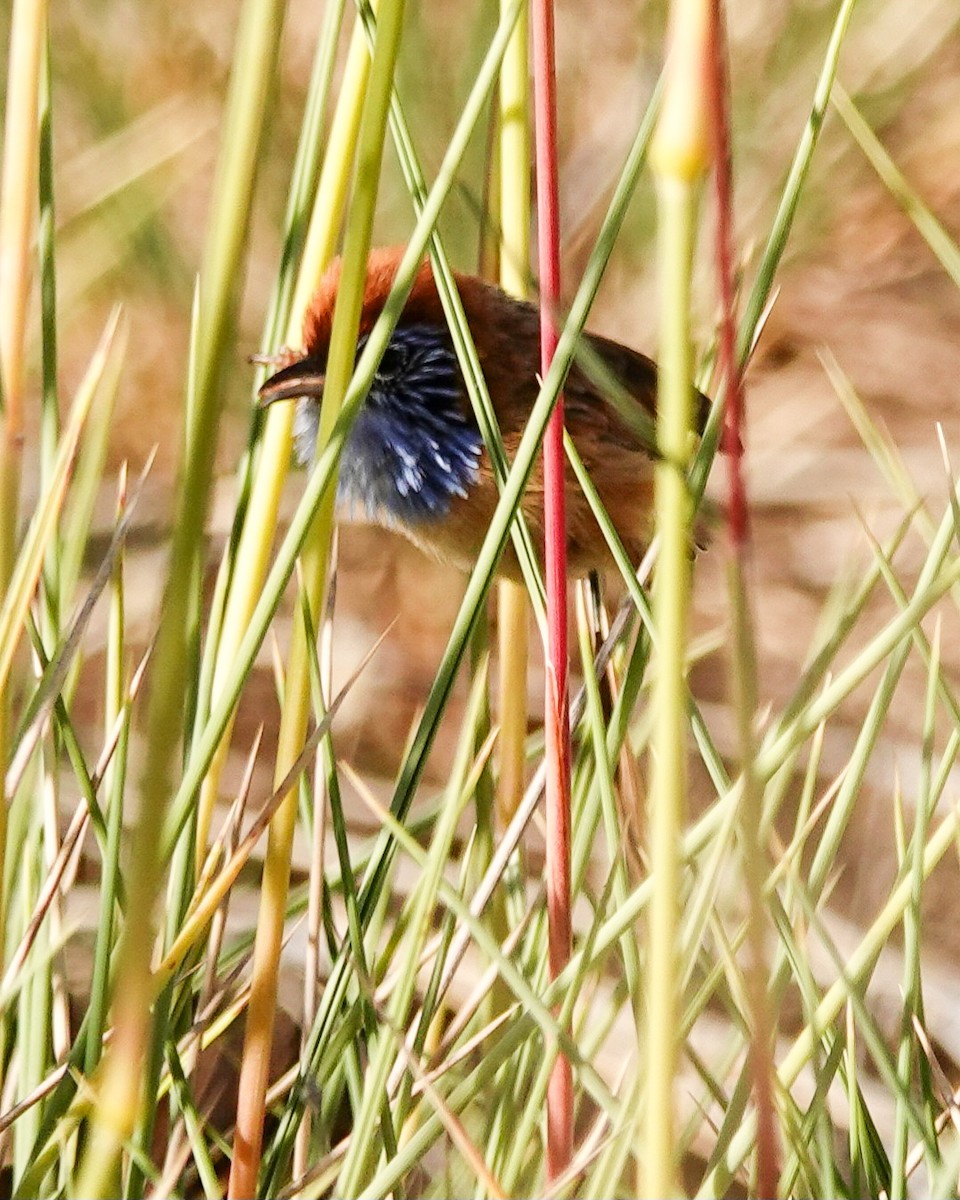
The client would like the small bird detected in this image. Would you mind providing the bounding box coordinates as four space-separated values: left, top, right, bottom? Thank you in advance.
258 246 710 578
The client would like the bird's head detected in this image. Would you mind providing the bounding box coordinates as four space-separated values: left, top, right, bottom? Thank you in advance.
258 247 484 526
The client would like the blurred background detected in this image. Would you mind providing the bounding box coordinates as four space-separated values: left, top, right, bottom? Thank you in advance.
6 0 960 1115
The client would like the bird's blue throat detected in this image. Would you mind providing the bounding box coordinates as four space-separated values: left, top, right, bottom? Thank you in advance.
293 323 482 528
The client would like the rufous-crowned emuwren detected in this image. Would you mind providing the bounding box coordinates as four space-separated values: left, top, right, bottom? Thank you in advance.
258 245 710 577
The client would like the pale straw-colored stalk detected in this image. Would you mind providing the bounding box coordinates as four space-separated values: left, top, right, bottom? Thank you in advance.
193 3 374 867
644 0 711 1191
228 0 407 1190
496 0 531 832
0 0 48 985
74 0 286 1188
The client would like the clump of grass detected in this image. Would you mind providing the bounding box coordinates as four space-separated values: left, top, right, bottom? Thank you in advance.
2 0 960 1196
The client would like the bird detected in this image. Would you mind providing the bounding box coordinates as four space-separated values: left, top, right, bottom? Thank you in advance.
257 245 711 578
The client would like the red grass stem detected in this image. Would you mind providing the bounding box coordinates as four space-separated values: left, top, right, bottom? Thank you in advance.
707 3 747 548
531 0 573 1180
707 5 778 1191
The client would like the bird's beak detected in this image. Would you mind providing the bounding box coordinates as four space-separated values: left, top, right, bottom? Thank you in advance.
257 355 326 408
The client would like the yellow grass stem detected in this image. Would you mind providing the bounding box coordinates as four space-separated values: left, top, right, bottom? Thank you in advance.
492 24 529 998
227 1 406 1192
645 0 710 1191
495 0 530 831
0 0 44 424
728 554 780 1191
0 0 47 980
75 0 285 1186
495 582 529 823
194 7 376 869
644 175 698 1198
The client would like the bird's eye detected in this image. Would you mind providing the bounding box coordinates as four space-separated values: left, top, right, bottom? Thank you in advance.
377 341 410 380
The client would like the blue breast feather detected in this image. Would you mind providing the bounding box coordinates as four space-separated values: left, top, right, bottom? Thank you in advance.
299 323 483 527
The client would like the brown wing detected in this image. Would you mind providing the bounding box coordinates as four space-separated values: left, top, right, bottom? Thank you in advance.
456 270 710 447
569 331 711 452
563 333 660 456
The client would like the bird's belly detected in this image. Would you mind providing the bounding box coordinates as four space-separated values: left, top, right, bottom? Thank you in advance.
334 445 655 577
335 404 482 530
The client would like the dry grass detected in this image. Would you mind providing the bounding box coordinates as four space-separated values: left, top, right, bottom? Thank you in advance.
5 0 960 1192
